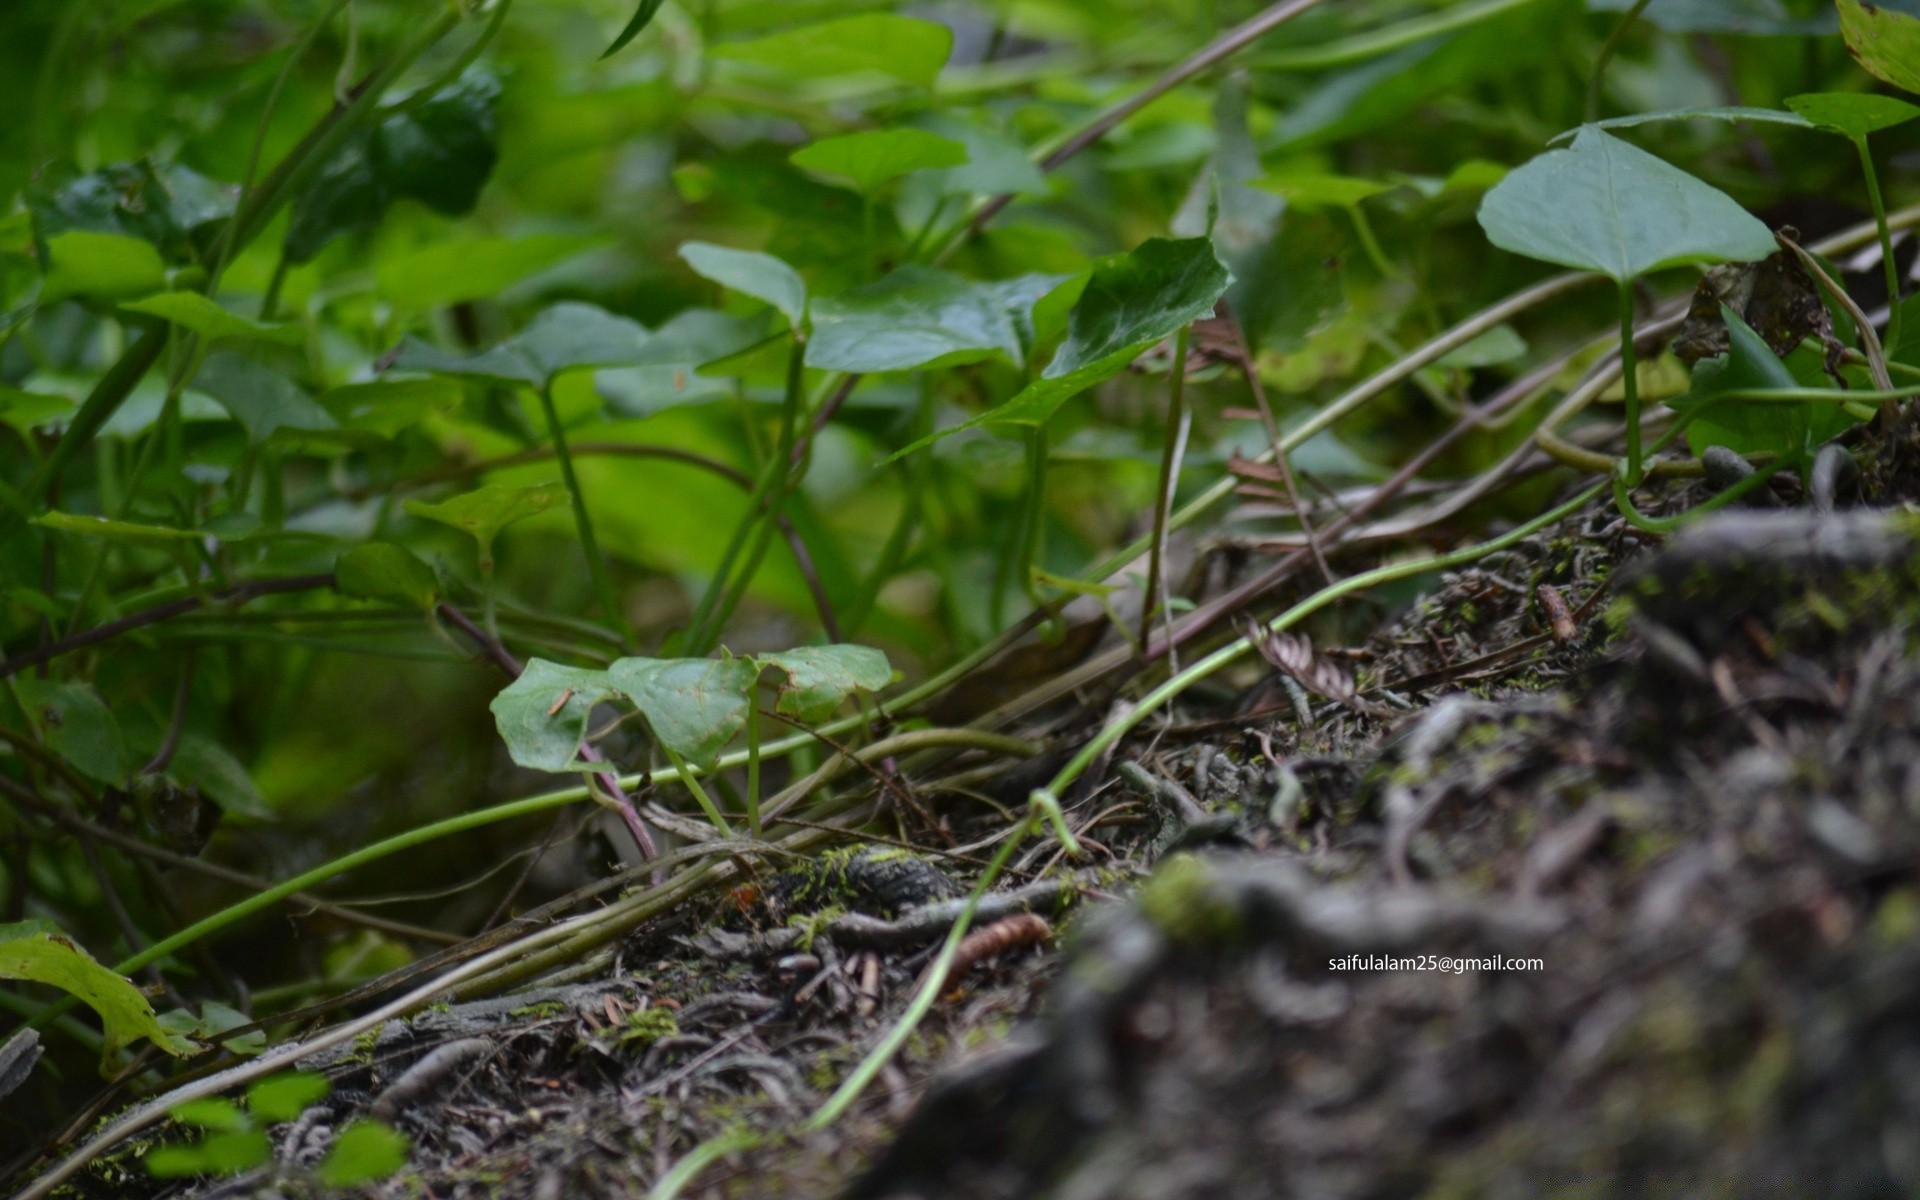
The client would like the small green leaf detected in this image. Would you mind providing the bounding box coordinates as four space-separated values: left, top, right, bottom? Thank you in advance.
336 543 440 611
678 243 807 329
317 1120 410 1186
146 1129 273 1179
756 645 893 723
488 659 619 773
1672 306 1860 457
246 1072 331 1123
1255 172 1394 209
0 386 77 436
172 1099 249 1132
607 656 758 768
157 999 267 1056
603 0 667 57
168 738 272 821
1839 0 1920 94
16 680 130 786
0 919 196 1060
119 293 303 344
32 510 228 542
1784 92 1920 137
390 302 649 389
791 129 969 197
321 378 463 434
1478 127 1776 282
285 71 500 263
806 268 1066 373
192 353 338 442
375 234 601 312
711 14 954 86
41 231 167 303
405 481 568 568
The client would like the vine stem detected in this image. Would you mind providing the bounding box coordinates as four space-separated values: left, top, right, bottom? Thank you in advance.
1142 325 1192 652
1851 134 1903 356
1618 280 1644 486
1586 0 1653 119
536 381 631 643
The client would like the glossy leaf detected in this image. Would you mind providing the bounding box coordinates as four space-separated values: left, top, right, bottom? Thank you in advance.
41 231 167 303
711 14 953 86
756 645 893 723
602 0 667 58
1784 92 1920 137
15 680 128 786
607 656 758 768
1839 0 1920 93
335 543 439 611
679 243 807 329
284 71 500 264
0 920 195 1059
1478 127 1776 282
192 353 338 442
391 302 650 389
120 292 302 345
318 1121 410 1186
404 481 568 568
806 268 1064 373
791 129 968 197
489 660 619 772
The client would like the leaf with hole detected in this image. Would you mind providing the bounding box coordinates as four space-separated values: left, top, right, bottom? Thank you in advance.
489 660 620 773
791 130 969 197
1477 127 1776 281
755 645 894 723
607 656 758 768
390 302 650 389
0 919 196 1060
1784 92 1920 137
405 481 568 570
679 243 808 330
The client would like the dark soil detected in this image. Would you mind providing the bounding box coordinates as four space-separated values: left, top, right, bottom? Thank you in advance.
54 414 1920 1200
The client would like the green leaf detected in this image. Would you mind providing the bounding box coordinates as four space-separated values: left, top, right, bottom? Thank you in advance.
755 645 893 723
27 160 235 263
711 14 954 86
157 999 267 1057
0 919 195 1059
284 71 500 264
404 480 568 568
146 1130 273 1179
0 386 77 436
1672 306 1857 457
120 292 303 345
16 680 130 786
41 230 167 303
603 0 667 57
488 659 619 773
172 1099 249 1132
1839 0 1920 93
1549 107 1815 142
1255 172 1394 209
246 1072 331 1123
191 352 338 442
33 510 237 542
1477 127 1776 282
375 234 602 312
1784 92 1920 137
168 737 272 821
791 129 969 197
907 237 1230 450
391 302 649 389
336 543 440 611
317 1120 410 1186
607 656 758 768
679 243 807 329
806 268 1065 373
321 378 463 435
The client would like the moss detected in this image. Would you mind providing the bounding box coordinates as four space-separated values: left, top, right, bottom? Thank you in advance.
619 1006 679 1048
1137 853 1242 946
509 1000 568 1019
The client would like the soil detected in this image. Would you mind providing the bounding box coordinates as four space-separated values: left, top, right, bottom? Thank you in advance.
47 412 1920 1200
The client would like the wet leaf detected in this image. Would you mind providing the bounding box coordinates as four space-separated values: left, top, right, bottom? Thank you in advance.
608 656 758 768
390 302 650 389
120 292 302 345
711 14 953 86
1478 127 1776 282
404 480 568 569
756 644 893 723
790 130 968 197
488 659 619 772
284 71 500 263
0 919 196 1059
1838 0 1920 93
679 242 807 329
1784 91 1920 137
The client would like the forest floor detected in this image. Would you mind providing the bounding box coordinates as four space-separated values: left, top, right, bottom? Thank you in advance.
71 411 1920 1200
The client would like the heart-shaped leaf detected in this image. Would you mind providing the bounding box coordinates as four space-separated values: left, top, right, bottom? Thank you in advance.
0 919 196 1061
710 14 954 86
489 660 619 772
1839 0 1920 94
390 302 650 389
1478 127 1776 281
404 481 568 568
806 268 1066 373
679 243 807 329
790 130 968 197
1784 91 1920 137
335 543 440 611
15 680 128 786
756 645 893 722
285 71 500 263
120 293 302 345
607 656 758 768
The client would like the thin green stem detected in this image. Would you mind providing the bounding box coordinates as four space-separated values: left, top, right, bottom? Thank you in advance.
1611 455 1792 534
662 745 734 838
745 706 762 839
536 381 629 643
1618 281 1643 486
1587 0 1652 120
1854 135 1904 355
